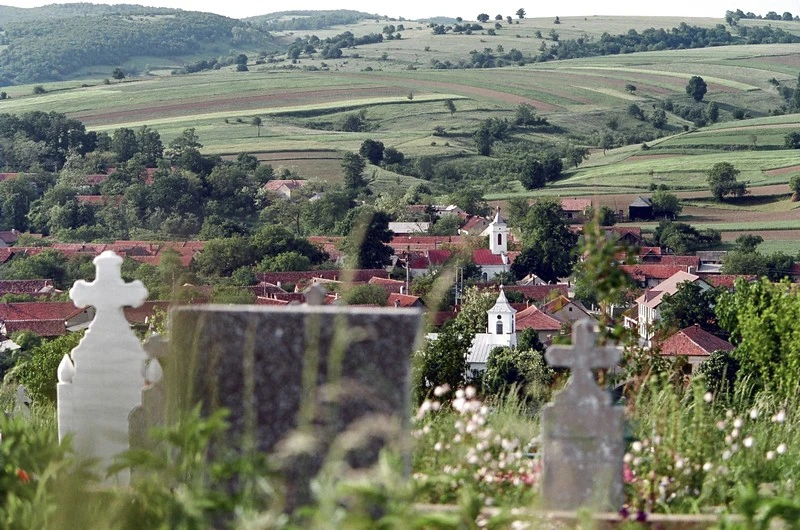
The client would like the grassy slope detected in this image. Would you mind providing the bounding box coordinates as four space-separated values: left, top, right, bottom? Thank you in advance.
2 14 800 236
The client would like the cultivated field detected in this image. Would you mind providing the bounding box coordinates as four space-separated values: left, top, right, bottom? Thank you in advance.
2 16 799 241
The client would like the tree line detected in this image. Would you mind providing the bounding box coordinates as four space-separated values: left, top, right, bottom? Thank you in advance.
427 22 800 70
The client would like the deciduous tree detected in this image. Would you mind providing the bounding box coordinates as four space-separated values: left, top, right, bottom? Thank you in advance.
686 75 708 102
511 198 578 283
707 162 746 201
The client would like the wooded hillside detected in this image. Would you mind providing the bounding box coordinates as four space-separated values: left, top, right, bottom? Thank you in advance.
0 8 274 85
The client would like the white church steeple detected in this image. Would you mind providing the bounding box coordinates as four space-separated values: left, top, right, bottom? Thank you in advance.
489 207 508 255
486 285 517 348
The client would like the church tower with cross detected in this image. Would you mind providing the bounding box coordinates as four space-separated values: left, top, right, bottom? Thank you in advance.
486 285 517 348
488 207 508 255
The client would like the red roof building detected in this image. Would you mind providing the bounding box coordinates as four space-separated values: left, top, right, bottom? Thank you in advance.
657 325 734 370
388 293 423 307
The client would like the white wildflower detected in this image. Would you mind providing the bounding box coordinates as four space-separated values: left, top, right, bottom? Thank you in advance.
733 418 743 429
631 441 643 453
749 408 759 420
773 410 786 423
767 451 775 460
434 442 443 451
455 388 465 399
703 462 713 472
743 437 754 448
465 386 476 399
433 384 450 397
777 443 787 454
703 392 713 403
722 450 731 460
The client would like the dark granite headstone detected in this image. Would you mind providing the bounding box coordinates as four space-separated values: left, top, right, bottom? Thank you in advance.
541 320 624 511
165 303 422 507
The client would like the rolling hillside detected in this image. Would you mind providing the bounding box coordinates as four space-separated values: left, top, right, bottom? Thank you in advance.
0 5 276 85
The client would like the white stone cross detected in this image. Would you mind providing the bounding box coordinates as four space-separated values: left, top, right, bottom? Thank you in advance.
57 250 148 485
545 320 621 406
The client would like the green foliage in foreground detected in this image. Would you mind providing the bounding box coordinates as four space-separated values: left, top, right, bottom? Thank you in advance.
717 278 800 400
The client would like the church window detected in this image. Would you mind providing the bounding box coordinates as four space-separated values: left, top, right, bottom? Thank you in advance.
497 233 502 246
496 320 503 334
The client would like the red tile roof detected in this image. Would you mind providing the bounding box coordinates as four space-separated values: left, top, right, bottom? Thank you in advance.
0 301 84 321
652 255 701 267
388 293 421 307
658 325 734 357
619 265 686 282
540 295 571 314
560 198 592 212
472 249 519 266
368 277 405 294
123 301 175 324
0 279 54 295
638 247 662 258
428 249 453 266
461 216 489 232
611 226 642 238
2 319 66 337
515 305 562 331
390 235 465 252
701 275 757 289
264 179 306 192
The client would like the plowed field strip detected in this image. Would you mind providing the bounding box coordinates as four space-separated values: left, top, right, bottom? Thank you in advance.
74 86 407 125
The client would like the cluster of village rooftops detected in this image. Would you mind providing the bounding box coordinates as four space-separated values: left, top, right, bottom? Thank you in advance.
2 195 792 371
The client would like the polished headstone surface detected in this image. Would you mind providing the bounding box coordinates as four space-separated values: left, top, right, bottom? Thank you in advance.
167 303 422 506
541 320 624 511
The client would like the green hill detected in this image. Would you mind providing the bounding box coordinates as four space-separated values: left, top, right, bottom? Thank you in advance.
245 9 378 31
0 6 275 85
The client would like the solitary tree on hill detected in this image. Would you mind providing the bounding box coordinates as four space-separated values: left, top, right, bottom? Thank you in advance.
112 68 125 82
477 13 490 23
707 162 746 201
251 116 263 137
516 8 526 19
686 75 708 102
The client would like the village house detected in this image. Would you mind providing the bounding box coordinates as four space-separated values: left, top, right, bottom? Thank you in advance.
458 215 491 236
263 179 307 199
630 270 711 347
560 198 592 224
540 295 596 324
656 324 734 372
0 301 95 337
515 304 563 344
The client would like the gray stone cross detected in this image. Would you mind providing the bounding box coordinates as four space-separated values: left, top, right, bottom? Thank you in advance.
540 319 624 511
546 320 620 406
